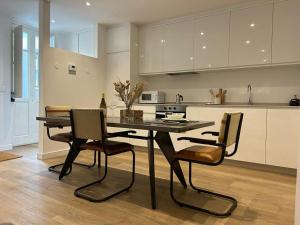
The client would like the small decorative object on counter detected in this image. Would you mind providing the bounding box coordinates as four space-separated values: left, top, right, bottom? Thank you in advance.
209 89 227 104
100 93 107 108
289 95 300 106
113 80 146 119
100 93 107 115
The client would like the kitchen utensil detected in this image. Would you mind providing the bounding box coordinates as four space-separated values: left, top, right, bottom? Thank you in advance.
289 95 300 106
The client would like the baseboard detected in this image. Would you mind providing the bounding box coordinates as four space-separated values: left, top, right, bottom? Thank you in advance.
0 144 13 151
37 148 69 160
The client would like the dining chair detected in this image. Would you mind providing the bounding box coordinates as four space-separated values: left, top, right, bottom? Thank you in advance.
70 109 136 202
170 112 244 217
45 106 98 175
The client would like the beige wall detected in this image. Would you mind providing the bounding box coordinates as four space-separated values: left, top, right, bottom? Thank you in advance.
38 0 105 158
296 139 300 224
140 65 300 104
104 23 139 109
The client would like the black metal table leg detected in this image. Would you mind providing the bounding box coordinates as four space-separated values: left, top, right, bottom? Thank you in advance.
59 139 86 180
148 130 156 209
155 131 187 188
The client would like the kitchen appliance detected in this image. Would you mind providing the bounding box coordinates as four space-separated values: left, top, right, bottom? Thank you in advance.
139 91 165 104
175 94 183 104
155 105 187 119
289 95 300 106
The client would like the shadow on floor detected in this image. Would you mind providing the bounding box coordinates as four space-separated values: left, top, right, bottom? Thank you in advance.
40 164 258 224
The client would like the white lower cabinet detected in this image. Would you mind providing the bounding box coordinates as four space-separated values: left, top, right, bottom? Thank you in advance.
109 105 299 169
266 109 300 169
186 107 267 164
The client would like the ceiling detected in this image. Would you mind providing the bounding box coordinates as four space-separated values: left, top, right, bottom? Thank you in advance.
0 0 252 32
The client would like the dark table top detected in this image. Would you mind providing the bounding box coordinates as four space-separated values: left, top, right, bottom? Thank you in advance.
36 116 214 133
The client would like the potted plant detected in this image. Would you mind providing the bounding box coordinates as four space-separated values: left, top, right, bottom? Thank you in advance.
113 80 146 119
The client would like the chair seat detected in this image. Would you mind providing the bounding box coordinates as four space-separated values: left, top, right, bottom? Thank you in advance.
81 140 133 155
50 132 72 143
175 145 223 164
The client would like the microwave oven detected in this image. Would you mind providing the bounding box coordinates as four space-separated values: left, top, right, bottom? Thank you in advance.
139 91 165 104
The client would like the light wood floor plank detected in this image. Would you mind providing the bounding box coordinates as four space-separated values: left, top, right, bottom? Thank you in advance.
0 144 295 225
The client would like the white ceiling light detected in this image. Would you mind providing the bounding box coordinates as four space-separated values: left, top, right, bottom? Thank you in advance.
202 46 206 49
250 23 255 27
200 32 204 36
261 49 266 53
86 1 91 6
245 40 251 44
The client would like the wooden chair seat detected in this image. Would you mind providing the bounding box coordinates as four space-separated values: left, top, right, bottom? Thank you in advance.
50 132 72 143
81 140 133 155
176 145 223 164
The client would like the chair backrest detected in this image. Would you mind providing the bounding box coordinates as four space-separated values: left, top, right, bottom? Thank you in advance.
70 109 107 141
218 113 243 156
45 105 72 117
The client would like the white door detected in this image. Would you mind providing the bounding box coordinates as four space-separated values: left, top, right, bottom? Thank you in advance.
12 27 39 146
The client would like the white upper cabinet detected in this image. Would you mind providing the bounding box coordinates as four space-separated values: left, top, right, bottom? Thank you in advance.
164 20 195 72
272 0 300 64
139 26 165 74
194 12 230 69
229 3 273 66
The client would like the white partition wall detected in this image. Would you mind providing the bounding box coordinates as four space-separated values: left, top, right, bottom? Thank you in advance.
296 140 300 224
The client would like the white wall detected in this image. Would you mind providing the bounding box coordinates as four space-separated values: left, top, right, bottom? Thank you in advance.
296 141 300 224
0 13 13 150
38 0 106 158
104 23 139 108
54 32 79 53
54 26 98 58
140 65 300 103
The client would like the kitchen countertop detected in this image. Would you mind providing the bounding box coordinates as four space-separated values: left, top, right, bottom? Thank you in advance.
134 102 300 109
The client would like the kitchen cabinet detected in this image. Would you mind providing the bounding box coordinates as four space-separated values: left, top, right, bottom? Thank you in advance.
229 3 273 66
272 0 300 64
164 20 195 72
139 26 165 74
266 109 300 169
186 107 267 164
194 12 230 69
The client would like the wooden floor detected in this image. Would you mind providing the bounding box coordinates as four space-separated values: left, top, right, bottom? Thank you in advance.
0 144 296 225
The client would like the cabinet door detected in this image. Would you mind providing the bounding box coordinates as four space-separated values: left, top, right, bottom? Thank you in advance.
164 20 195 72
139 26 164 74
186 107 267 164
266 109 300 169
229 3 273 66
194 12 230 69
272 0 300 63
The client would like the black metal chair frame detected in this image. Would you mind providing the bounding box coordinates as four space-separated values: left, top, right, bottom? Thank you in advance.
170 113 244 217
45 110 98 175
70 110 136 202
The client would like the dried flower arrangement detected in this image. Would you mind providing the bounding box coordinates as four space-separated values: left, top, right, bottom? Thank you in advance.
113 80 146 111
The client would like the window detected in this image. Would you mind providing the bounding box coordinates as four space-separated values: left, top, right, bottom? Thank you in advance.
34 36 39 100
50 35 55 48
22 31 29 98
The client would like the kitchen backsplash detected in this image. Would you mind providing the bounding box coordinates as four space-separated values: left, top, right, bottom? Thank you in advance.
139 65 300 103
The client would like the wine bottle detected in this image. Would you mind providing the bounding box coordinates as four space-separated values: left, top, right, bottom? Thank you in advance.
100 93 107 116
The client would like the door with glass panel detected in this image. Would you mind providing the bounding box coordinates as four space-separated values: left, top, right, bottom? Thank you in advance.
12 26 39 146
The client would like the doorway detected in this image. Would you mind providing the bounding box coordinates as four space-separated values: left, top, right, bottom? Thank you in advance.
12 26 39 146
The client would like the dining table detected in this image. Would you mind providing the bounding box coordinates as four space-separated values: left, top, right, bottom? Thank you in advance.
36 115 214 209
